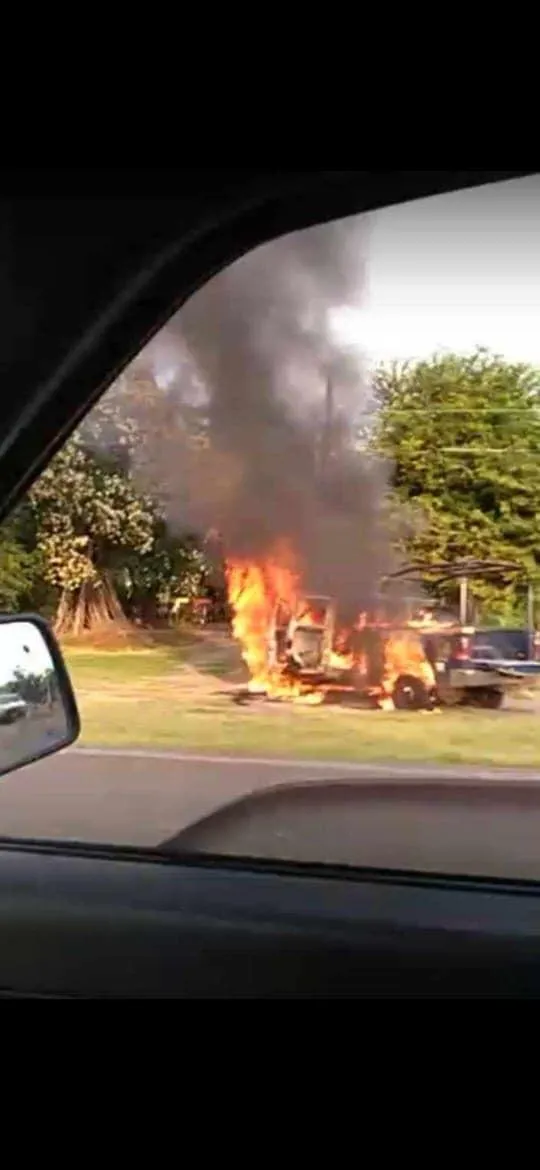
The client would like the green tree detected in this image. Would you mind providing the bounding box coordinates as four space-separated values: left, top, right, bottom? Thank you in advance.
25 369 217 636
0 531 37 611
0 504 51 614
12 666 54 705
80 371 214 624
373 350 540 617
30 434 159 636
117 527 210 624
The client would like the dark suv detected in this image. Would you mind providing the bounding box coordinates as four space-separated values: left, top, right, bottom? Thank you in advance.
422 626 540 709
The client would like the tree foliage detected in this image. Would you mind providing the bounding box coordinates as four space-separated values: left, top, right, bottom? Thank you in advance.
23 373 214 634
12 666 55 705
79 372 213 619
373 350 540 616
117 527 210 623
29 433 159 634
0 505 46 612
31 434 157 590
0 532 38 611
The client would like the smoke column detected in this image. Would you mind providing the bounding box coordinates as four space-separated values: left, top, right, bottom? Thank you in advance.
146 217 400 617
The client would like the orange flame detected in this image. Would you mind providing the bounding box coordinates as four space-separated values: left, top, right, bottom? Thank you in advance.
382 629 436 698
226 543 304 697
226 544 436 707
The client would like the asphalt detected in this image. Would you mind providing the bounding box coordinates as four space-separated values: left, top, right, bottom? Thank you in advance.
0 748 422 846
0 748 540 879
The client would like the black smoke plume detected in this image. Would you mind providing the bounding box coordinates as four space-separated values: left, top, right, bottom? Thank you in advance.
145 218 400 617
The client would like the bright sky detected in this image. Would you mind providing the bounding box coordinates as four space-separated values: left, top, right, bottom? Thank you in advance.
337 174 540 366
150 173 540 385
0 623 53 689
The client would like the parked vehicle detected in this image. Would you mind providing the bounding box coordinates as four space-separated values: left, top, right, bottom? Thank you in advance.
421 627 540 710
0 693 27 725
389 560 540 709
470 627 540 663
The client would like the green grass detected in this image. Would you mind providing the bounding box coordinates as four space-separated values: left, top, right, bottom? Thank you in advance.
63 642 540 768
66 647 183 684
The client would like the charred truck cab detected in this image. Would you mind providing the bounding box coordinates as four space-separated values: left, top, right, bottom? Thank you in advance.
284 596 336 677
268 596 338 680
267 594 438 710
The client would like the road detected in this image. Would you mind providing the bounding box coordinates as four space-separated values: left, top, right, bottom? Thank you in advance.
0 748 540 878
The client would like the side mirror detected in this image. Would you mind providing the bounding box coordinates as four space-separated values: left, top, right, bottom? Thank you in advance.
0 615 79 779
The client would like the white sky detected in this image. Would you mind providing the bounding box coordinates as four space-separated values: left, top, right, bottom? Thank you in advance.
0 623 53 689
336 174 540 366
150 173 540 384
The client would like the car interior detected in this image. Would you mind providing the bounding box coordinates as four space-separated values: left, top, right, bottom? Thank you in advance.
1 169 539 999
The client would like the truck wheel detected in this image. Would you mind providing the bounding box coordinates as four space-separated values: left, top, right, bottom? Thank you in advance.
393 675 431 711
477 689 504 710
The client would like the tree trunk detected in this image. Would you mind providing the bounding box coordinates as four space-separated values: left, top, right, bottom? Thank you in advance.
54 574 131 638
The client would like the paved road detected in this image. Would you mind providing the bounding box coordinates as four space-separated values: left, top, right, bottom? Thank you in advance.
0 748 540 878
0 747 471 846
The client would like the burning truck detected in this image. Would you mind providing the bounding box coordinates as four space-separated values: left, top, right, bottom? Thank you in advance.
169 220 540 713
268 593 437 710
226 555 540 711
226 553 438 710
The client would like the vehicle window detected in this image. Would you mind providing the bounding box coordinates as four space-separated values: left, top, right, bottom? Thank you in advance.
472 630 529 660
2 174 540 880
470 643 498 660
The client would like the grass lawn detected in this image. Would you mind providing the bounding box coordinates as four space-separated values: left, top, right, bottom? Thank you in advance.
63 638 540 768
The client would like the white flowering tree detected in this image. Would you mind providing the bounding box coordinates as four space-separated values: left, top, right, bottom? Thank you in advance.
30 434 158 636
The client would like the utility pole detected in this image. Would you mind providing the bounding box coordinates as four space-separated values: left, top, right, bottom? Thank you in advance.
528 582 536 659
459 577 468 626
319 375 334 480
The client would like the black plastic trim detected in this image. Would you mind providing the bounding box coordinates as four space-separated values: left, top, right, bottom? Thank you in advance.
0 843 539 996
1 833 540 900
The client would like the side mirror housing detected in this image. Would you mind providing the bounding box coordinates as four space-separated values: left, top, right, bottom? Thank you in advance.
0 615 79 779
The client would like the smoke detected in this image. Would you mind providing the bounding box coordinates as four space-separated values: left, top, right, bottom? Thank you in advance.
140 217 401 617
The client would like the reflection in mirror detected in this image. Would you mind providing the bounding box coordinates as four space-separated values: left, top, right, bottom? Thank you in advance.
0 618 78 778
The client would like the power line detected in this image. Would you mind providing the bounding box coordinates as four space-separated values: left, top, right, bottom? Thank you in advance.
383 408 540 415
441 447 540 455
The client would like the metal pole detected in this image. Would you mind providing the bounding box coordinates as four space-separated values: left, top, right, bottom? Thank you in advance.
528 583 535 659
459 578 468 626
320 376 334 478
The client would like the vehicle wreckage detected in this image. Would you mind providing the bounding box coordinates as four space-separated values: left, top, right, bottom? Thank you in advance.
229 558 540 712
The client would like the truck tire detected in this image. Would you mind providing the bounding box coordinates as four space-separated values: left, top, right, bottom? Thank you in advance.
393 674 432 711
476 688 504 710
